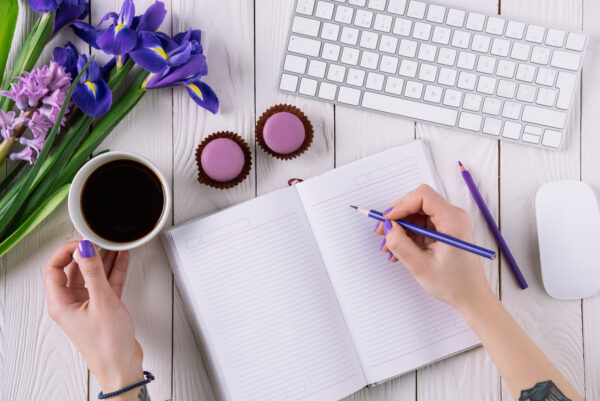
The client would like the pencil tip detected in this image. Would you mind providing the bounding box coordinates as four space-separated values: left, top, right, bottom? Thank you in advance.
458 161 463 167
349 205 358 210
458 161 467 172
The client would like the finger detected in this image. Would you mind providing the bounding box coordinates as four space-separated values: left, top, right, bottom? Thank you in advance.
102 250 118 278
65 261 85 288
385 221 431 273
76 240 111 303
108 251 130 299
44 242 78 311
385 184 455 230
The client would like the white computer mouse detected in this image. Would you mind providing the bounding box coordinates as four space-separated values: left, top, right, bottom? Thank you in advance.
536 181 600 300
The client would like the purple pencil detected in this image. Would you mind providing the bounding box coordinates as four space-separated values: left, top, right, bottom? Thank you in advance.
459 161 528 290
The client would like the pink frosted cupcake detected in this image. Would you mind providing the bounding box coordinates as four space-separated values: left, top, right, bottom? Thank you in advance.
256 105 314 160
195 132 252 189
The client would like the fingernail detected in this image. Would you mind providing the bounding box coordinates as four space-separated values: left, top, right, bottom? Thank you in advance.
384 220 392 234
78 240 95 259
380 238 386 249
388 252 393 260
384 207 393 215
374 222 381 232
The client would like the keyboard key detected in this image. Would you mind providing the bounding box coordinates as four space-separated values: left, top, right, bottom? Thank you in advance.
399 59 418 77
380 55 399 73
511 43 531 61
284 55 308 74
388 0 407 15
418 44 437 62
432 26 451 45
463 93 482 111
446 8 465 27
362 92 458 126
483 117 502 135
542 129 562 148
437 48 457 66
299 78 318 95
491 38 510 57
457 72 476 90
347 68 366 85
516 64 536 82
551 50 582 71
413 22 432 40
341 47 360 64
296 0 316 15
379 35 399 53
502 121 522 139
506 21 525 39
457 51 476 70
368 0 386 11
466 13 486 31
523 126 542 143
546 29 566 47
406 1 427 19
426 5 446 23
477 56 496 74
366 72 385 90
360 31 379 49
525 25 545 43
349 0 367 5
398 39 418 57
516 84 536 102
340 27 359 44
355 9 374 28
565 32 586 51
438 67 457 86
482 97 502 115
318 82 337 99
289 35 322 57
522 105 566 128
424 84 443 103
385 77 405 94
327 64 346 82
292 16 321 37
443 89 462 107
315 1 335 19
335 5 354 23
405 80 424 98
418 63 437 82
485 17 505 35
321 23 340 40
308 59 327 77
497 80 516 98
497 60 516 78
452 31 471 49
477 76 496 95
374 13 393 32
536 67 556 86
531 46 551 65
458 112 482 131
555 71 577 110
280 74 299 92
338 86 362 104
471 34 490 52
322 42 341 60
360 51 380 69
393 18 412 36
502 101 522 119
536 88 557 107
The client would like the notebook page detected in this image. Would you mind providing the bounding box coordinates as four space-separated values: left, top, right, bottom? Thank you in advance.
296 141 480 383
165 187 366 401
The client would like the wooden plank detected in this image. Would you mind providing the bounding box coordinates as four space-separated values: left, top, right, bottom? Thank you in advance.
581 0 600 398
499 1 585 400
415 0 501 399
171 0 255 400
255 0 335 196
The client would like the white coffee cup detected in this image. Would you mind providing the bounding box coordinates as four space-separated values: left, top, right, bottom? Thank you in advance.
68 151 172 251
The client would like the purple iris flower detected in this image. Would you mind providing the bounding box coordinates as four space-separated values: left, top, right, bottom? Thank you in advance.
130 30 218 114
28 0 89 35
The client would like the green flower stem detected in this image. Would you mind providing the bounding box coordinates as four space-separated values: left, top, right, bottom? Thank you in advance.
1 12 54 112
0 0 18 87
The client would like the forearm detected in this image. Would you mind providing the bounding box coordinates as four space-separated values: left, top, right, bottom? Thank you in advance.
458 291 583 401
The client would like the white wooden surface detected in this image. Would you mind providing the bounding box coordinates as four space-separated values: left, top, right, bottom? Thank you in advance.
1 0 598 400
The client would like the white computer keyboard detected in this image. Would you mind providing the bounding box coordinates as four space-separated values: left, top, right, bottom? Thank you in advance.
279 0 587 149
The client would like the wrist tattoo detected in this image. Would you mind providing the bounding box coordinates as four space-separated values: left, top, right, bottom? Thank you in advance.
137 385 151 401
519 381 570 401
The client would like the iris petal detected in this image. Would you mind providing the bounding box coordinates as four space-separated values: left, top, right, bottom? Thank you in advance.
151 53 207 88
28 0 58 13
73 80 112 117
53 0 88 34
99 11 119 26
130 46 168 72
118 0 135 26
97 25 138 55
167 42 193 67
185 80 219 114
137 1 167 32
52 43 78 77
71 20 102 49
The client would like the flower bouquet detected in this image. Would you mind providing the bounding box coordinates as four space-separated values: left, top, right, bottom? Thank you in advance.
0 0 218 257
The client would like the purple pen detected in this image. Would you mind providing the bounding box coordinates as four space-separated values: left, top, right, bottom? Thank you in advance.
459 161 528 290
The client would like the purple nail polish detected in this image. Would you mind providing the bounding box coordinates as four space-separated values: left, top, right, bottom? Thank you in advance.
384 207 393 215
380 238 386 249
388 252 393 260
374 222 381 232
78 240 95 259
384 220 392 234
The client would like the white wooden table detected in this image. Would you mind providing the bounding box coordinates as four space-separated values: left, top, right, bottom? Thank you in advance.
1 0 599 400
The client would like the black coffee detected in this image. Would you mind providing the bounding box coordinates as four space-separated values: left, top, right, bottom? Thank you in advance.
81 159 165 243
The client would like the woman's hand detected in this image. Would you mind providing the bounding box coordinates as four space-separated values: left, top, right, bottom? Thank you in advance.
44 240 144 396
375 184 494 311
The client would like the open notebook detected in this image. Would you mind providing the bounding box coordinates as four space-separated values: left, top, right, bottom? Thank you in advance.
162 141 480 401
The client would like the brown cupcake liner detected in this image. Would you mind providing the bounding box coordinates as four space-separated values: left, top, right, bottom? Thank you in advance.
255 104 314 160
195 131 252 190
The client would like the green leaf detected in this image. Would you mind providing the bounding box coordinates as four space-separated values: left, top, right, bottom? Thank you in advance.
0 56 92 235
0 0 18 87
0 184 70 259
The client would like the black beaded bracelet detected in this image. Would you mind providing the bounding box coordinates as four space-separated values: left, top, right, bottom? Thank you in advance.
98 371 155 399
